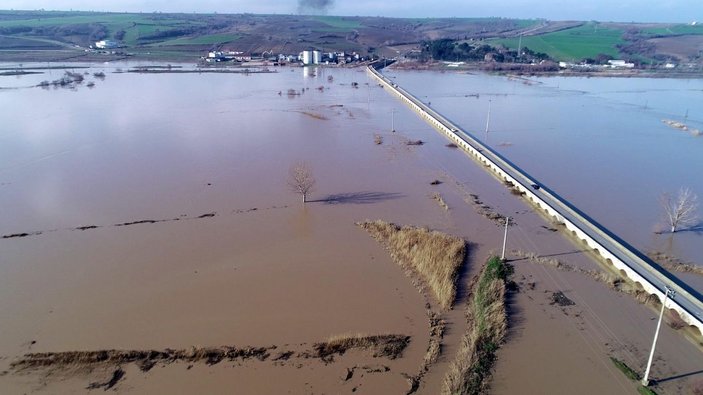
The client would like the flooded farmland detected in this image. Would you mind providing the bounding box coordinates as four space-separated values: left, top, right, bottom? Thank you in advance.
0 63 702 394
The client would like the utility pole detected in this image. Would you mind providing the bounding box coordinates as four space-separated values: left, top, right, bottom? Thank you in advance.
642 286 676 387
501 216 510 261
517 34 522 61
367 85 371 109
485 99 492 141
391 108 396 132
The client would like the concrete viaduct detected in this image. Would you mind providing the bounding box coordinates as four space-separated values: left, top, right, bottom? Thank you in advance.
367 62 703 335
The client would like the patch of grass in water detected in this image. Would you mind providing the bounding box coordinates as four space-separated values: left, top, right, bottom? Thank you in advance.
442 256 509 395
610 356 640 381
357 220 466 310
637 385 659 395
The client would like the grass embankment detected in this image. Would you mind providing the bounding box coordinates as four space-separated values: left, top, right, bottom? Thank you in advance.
638 385 659 395
443 256 509 395
609 357 660 395
357 220 466 310
610 356 640 381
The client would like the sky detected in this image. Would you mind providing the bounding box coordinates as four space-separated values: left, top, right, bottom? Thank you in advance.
1 0 701 24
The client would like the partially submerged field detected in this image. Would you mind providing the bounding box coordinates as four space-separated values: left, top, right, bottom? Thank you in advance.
357 220 466 310
0 65 702 394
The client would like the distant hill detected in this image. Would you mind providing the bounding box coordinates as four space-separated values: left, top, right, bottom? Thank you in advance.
0 10 700 64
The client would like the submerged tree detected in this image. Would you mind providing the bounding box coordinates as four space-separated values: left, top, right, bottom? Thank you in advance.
288 161 316 203
660 187 699 233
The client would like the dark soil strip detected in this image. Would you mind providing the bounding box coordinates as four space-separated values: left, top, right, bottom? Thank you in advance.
115 219 160 227
2 205 291 241
0 66 90 71
10 334 410 374
86 368 125 390
2 231 42 239
550 291 575 306
465 193 509 226
0 71 43 76
76 226 99 231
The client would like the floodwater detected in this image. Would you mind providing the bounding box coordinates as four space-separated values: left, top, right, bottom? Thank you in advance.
1 63 702 394
386 69 703 268
0 63 439 393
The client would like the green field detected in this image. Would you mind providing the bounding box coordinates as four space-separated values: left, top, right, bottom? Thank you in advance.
0 12 140 27
491 23 625 61
513 19 542 29
642 24 703 36
157 33 242 46
0 35 65 49
0 12 206 46
313 16 362 29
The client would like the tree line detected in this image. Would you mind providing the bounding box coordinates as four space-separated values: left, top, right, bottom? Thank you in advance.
420 38 551 64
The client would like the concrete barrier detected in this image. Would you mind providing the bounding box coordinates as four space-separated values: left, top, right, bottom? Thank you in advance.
367 64 703 334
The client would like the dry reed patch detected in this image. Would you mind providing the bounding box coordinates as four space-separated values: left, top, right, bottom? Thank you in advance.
443 256 508 395
10 346 274 373
10 337 411 373
432 192 449 211
300 111 329 120
648 251 703 276
9 335 412 389
667 310 687 330
357 220 466 310
314 334 410 362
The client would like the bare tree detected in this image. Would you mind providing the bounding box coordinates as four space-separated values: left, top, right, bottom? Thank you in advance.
660 187 699 233
288 161 316 203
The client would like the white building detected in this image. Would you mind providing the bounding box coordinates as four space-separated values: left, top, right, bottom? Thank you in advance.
95 40 120 49
300 50 322 65
607 59 635 69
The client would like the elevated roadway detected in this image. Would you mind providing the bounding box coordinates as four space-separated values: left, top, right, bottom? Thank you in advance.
367 62 703 334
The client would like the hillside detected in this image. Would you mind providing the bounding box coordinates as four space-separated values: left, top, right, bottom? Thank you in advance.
0 10 701 64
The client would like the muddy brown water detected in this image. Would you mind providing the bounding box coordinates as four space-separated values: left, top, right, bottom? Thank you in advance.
0 64 701 394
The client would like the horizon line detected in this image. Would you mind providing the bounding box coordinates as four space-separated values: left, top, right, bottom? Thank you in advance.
0 8 694 25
